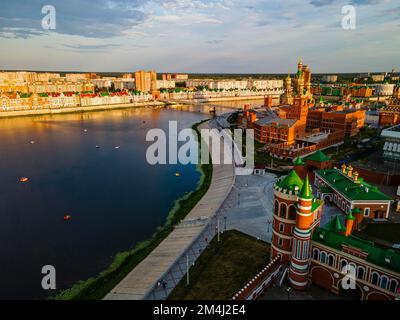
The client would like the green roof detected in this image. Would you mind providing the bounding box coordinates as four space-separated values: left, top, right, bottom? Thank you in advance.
326 215 346 233
299 175 313 200
276 170 304 192
316 169 391 201
313 227 400 273
305 150 331 163
293 157 305 165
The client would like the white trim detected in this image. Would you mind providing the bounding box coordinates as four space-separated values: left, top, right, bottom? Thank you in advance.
289 278 308 287
273 229 292 240
271 244 292 255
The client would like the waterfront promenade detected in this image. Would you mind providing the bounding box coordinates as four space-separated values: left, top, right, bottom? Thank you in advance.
104 119 236 300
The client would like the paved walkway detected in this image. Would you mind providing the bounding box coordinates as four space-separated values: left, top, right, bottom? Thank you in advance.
104 120 235 300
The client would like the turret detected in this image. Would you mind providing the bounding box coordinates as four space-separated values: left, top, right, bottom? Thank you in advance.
344 212 356 237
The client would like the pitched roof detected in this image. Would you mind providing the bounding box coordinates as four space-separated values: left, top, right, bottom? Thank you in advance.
276 170 304 192
316 169 391 201
305 150 331 163
293 157 305 165
313 227 400 273
299 175 313 200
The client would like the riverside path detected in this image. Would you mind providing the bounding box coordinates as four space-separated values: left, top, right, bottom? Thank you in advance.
104 118 236 300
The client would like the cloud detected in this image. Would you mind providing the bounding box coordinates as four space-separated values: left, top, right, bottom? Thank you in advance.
0 0 148 38
310 0 385 6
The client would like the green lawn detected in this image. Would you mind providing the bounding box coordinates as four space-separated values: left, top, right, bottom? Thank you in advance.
359 223 400 244
168 230 271 300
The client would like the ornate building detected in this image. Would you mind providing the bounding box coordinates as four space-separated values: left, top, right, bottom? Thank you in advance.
270 169 400 300
379 83 400 127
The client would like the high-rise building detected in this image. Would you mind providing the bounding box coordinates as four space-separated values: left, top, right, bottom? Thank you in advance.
134 70 157 93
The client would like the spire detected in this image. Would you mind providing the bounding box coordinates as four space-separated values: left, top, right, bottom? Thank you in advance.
328 215 346 233
299 175 313 200
294 157 304 166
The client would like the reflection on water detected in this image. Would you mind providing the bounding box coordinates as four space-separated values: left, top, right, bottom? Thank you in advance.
0 107 208 300
0 99 262 300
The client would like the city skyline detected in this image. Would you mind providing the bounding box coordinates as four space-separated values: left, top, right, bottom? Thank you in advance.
0 0 399 73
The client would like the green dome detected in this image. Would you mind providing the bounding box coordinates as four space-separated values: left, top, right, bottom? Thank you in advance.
276 170 304 192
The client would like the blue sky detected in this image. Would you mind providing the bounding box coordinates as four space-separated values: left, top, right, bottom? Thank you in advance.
0 0 399 73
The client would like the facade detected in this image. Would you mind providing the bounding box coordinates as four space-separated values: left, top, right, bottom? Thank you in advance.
381 124 400 161
310 219 400 300
375 83 395 97
321 75 338 83
270 169 400 300
307 107 366 137
0 91 151 111
248 79 284 91
379 83 400 127
315 165 392 222
134 70 157 92
271 171 324 267
156 80 176 89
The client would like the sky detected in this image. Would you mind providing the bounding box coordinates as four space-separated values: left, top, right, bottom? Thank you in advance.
0 0 399 73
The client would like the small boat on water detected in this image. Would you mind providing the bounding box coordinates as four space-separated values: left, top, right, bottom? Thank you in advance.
19 177 29 183
175 173 181 177
63 215 72 221
96 145 100 149
115 146 121 150
30 141 35 145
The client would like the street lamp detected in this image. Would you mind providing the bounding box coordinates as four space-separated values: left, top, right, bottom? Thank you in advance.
286 287 292 300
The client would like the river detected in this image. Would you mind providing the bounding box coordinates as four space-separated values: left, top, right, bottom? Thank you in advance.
0 99 263 300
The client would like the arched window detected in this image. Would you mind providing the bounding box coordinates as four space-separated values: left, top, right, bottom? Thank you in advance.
280 203 287 218
371 272 380 286
380 276 389 290
274 200 279 216
278 237 283 247
389 279 398 293
313 248 320 261
357 266 365 280
320 252 327 264
327 255 335 267
340 259 347 271
279 223 284 233
288 205 296 220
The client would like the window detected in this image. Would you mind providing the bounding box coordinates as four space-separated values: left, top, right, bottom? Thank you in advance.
278 237 283 247
328 255 335 267
280 203 287 218
389 280 398 293
357 267 365 280
320 252 327 264
313 249 320 260
371 272 380 286
364 208 370 217
288 205 296 220
274 200 279 216
380 276 389 290
279 223 284 233
340 260 348 271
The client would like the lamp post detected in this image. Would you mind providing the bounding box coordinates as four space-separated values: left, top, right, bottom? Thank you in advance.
286 287 292 300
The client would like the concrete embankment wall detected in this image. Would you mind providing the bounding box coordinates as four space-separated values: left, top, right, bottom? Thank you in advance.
0 102 166 119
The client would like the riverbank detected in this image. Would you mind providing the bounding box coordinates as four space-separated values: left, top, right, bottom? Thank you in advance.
52 120 213 300
0 101 166 119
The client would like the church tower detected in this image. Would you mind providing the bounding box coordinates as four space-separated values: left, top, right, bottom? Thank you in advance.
281 73 293 105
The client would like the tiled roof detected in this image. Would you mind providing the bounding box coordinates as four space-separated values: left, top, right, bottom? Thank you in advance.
313 226 400 273
316 169 391 201
305 150 331 162
276 170 304 192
